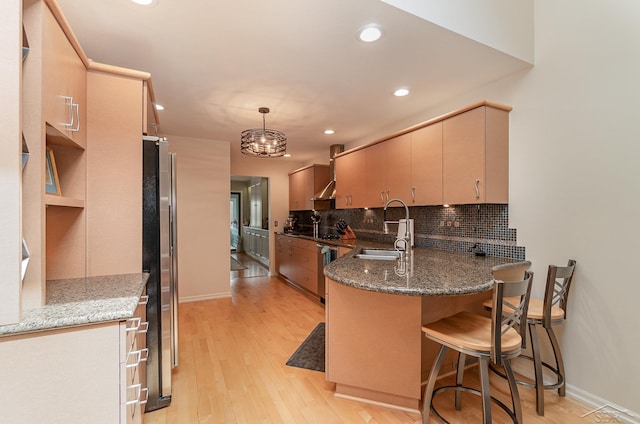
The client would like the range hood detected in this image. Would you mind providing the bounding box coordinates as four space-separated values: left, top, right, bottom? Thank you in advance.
311 144 344 201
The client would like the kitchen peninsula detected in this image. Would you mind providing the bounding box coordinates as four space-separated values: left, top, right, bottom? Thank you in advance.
323 248 524 412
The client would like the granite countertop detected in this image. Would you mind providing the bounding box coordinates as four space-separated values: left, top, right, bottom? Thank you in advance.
324 247 524 296
0 273 148 337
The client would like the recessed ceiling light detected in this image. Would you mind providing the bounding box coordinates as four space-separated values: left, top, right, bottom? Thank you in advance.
155 104 165 111
131 0 158 6
358 25 383 43
394 88 410 97
324 129 335 135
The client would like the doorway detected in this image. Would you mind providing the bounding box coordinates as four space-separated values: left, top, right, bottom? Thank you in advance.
230 192 241 251
230 176 270 268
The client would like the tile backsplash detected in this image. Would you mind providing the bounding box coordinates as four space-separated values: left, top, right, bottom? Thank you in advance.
289 204 525 260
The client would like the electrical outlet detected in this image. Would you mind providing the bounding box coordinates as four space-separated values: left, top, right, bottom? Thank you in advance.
274 220 278 227
440 221 445 227
453 221 460 228
446 221 452 227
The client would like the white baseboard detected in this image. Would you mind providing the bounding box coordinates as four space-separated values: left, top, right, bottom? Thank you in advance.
179 292 232 303
565 384 640 424
509 358 639 423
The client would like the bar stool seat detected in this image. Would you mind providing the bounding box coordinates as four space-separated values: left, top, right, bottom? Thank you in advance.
525 298 565 321
421 271 533 424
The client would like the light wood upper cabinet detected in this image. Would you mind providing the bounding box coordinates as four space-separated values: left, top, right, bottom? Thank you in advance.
364 141 388 207
365 135 412 207
411 122 443 205
442 105 509 204
288 168 305 211
335 148 366 209
335 102 509 210
288 164 330 211
42 5 86 148
384 134 412 203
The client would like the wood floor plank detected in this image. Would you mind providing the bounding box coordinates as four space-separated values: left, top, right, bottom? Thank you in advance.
144 255 592 424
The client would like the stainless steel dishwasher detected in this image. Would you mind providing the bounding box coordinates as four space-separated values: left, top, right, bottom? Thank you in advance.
317 243 339 303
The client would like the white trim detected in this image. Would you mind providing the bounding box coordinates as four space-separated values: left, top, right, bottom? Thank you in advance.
333 393 420 415
566 384 640 424
179 293 232 303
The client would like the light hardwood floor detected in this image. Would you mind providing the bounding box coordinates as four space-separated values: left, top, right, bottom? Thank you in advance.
144 256 592 424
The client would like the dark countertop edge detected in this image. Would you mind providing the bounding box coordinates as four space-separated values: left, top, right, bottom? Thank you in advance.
0 273 148 338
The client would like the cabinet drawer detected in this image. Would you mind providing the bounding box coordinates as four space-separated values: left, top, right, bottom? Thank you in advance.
293 267 318 294
293 238 312 249
294 247 318 274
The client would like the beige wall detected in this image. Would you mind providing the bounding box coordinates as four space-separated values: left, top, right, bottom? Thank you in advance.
168 135 231 302
344 0 640 413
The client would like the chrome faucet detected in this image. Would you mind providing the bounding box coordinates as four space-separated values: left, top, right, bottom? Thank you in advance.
383 198 413 255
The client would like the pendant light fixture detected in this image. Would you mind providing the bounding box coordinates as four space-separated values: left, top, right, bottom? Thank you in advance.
240 107 287 157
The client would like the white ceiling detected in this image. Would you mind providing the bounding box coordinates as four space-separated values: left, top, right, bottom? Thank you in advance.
57 0 530 163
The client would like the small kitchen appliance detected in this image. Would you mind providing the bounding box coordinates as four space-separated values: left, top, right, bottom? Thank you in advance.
284 214 297 233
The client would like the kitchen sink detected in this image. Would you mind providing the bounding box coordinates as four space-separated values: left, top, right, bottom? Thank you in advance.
354 248 401 261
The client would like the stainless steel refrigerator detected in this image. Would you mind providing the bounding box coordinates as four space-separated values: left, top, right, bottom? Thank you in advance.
142 135 179 411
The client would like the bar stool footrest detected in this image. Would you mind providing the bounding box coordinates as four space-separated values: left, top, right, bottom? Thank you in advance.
488 356 564 390
429 385 518 424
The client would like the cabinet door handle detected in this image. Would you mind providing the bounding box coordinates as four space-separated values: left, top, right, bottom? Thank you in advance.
386 190 390 202
70 102 80 132
138 295 149 306
137 321 149 334
411 187 416 203
380 191 384 203
474 179 480 199
63 96 74 128
126 348 149 368
125 317 141 332
139 387 149 405
126 384 149 406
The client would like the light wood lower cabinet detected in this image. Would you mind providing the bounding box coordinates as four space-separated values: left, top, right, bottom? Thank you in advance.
276 235 321 297
0 294 148 424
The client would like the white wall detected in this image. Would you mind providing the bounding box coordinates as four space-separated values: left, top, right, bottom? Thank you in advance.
168 135 231 302
382 0 534 64
351 0 640 413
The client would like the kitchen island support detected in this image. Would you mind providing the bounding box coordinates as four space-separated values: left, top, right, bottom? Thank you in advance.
325 278 491 412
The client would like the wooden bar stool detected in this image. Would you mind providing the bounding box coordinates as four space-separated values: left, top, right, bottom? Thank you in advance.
485 260 577 416
421 271 534 424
